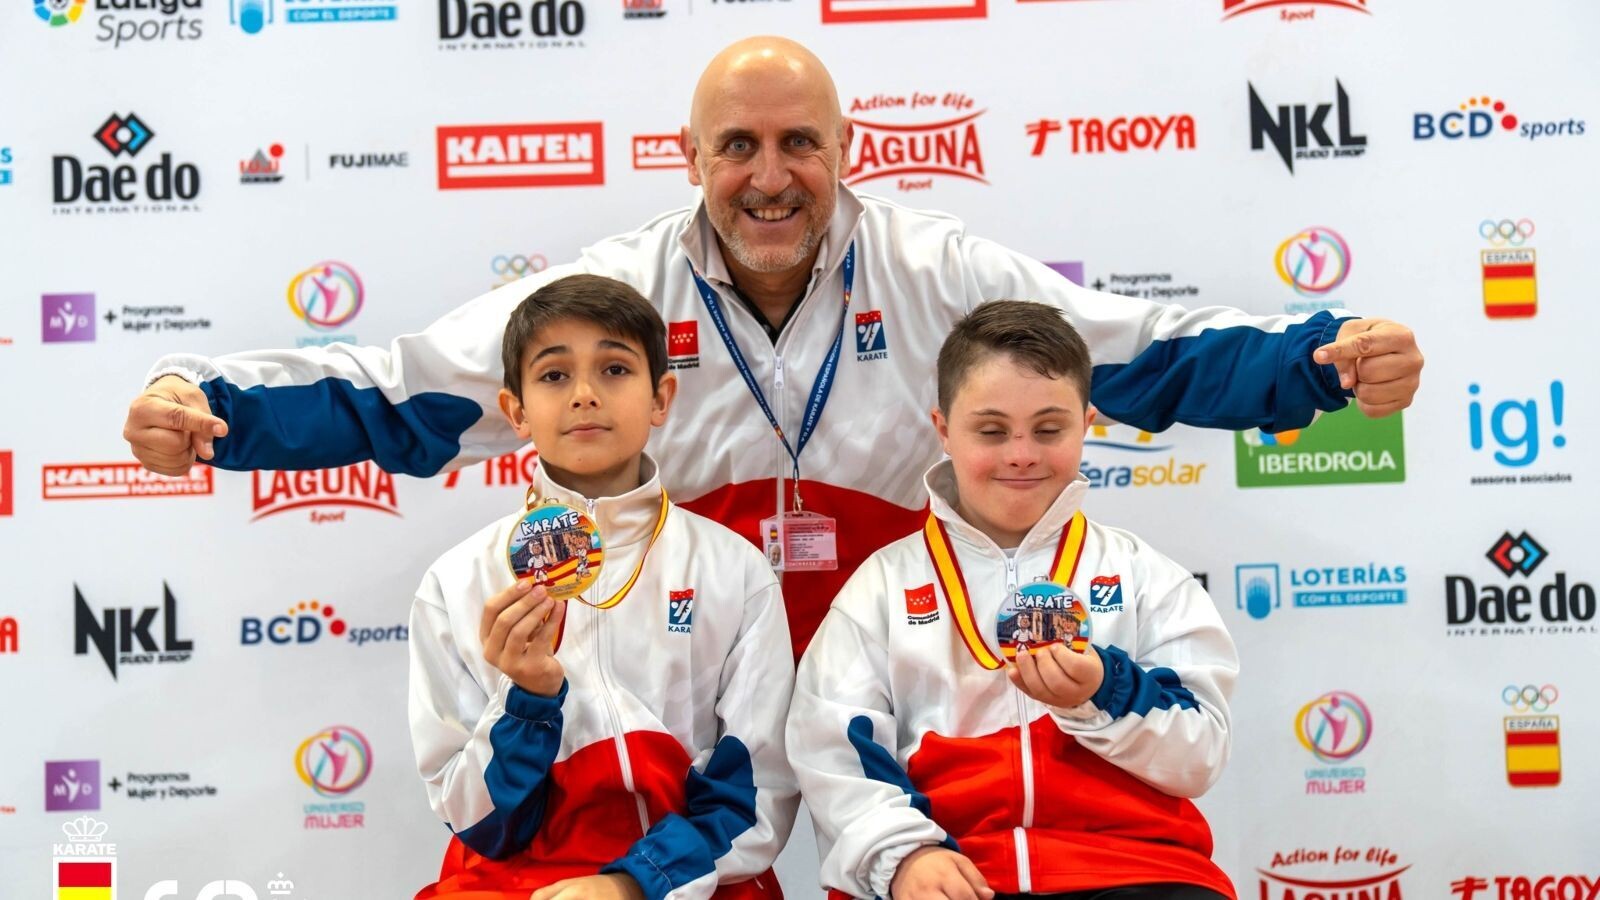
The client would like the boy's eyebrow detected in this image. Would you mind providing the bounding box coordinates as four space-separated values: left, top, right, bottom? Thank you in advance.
966 406 1073 417
526 339 641 367
597 339 642 358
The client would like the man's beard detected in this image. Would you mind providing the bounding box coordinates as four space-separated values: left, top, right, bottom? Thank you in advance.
710 187 831 274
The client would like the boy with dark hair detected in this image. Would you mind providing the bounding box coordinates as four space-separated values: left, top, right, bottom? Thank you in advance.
410 274 797 900
790 300 1239 900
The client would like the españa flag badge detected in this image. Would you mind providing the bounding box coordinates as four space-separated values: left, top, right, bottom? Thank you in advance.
1504 715 1561 787
1481 248 1537 319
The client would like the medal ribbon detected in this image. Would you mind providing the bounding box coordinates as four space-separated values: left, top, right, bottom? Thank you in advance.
922 510 1089 670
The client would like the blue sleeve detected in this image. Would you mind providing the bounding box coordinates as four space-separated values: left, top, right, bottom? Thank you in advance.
200 376 482 477
601 736 758 900
1089 310 1353 433
1088 644 1200 719
454 681 567 859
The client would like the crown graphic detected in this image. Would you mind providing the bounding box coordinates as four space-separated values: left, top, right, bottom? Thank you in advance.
61 816 108 841
268 873 294 894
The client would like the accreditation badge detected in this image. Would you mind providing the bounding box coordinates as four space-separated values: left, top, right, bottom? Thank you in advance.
996 580 1092 659
507 501 604 602
758 511 839 572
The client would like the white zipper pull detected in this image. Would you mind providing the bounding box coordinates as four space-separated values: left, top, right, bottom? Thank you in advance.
773 355 785 390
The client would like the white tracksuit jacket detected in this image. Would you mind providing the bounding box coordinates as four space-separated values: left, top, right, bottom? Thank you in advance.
789 461 1239 899
151 187 1353 654
408 456 797 900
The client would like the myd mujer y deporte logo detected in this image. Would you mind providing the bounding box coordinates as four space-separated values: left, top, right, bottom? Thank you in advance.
1487 531 1545 577
94 114 153 158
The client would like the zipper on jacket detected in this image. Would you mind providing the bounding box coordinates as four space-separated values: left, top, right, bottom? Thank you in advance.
586 513 652 838
1006 549 1034 891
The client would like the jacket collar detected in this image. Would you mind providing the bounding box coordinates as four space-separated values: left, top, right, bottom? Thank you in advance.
528 454 666 549
677 184 866 291
924 459 1090 557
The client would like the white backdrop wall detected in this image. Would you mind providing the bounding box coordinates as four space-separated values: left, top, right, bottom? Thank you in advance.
2 0 1597 897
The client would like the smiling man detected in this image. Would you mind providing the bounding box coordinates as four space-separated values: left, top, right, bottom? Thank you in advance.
124 36 1423 655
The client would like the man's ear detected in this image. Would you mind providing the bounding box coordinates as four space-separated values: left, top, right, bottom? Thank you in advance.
681 127 701 188
499 388 532 440
651 371 679 427
838 118 855 176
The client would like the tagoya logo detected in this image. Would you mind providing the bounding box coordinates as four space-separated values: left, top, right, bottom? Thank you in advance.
443 448 539 488
43 462 213 500
437 123 603 189
1223 0 1367 21
1026 114 1195 156
632 134 685 169
1452 876 1600 900
252 463 400 524
845 92 985 193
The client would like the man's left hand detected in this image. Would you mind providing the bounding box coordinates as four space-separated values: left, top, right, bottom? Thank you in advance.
530 874 645 900
1313 318 1424 418
1007 643 1104 710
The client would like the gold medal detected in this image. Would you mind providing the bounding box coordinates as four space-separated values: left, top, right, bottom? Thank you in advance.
507 501 604 602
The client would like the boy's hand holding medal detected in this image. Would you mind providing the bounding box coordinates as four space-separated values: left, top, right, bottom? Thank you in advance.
480 579 567 698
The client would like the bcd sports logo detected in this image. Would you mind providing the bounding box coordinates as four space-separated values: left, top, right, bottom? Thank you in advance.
437 123 604 189
1249 81 1367 174
845 92 985 193
1501 684 1560 788
53 113 202 214
1415 95 1584 143
1445 532 1595 634
1222 0 1367 21
1480 218 1536 319
1236 404 1404 488
252 463 401 524
1296 691 1371 796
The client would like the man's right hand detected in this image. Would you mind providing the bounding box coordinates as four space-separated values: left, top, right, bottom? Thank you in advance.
891 846 994 900
125 375 229 475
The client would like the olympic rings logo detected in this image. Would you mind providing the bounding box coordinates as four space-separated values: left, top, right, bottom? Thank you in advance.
1502 684 1558 713
493 254 548 282
1480 218 1535 247
287 261 364 331
1275 226 1351 297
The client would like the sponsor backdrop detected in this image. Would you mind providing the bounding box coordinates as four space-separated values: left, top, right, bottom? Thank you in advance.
2 0 1597 897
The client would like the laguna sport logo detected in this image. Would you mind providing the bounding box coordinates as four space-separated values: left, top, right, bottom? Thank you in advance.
845 91 985 193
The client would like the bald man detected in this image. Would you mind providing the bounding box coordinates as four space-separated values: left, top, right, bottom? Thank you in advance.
126 37 1422 657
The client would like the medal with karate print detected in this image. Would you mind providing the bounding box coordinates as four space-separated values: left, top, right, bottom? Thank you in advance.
996 580 1092 659
507 496 604 602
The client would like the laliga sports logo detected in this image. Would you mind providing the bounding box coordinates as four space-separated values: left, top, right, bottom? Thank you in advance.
36 0 88 26
1276 227 1351 297
296 726 372 797
1295 691 1372 762
287 262 364 330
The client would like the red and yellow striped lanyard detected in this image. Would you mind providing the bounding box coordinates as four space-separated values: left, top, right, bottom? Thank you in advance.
922 510 1089 670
